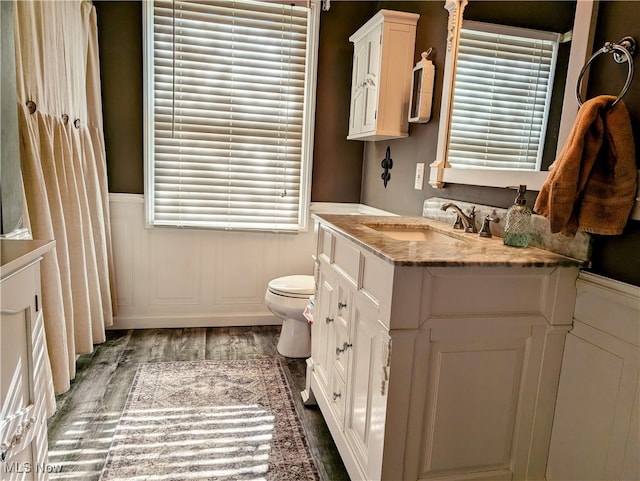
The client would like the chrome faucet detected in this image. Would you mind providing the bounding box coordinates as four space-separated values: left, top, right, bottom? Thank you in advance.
441 203 477 233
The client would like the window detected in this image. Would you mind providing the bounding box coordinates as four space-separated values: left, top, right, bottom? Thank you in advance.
144 0 319 232
447 21 560 171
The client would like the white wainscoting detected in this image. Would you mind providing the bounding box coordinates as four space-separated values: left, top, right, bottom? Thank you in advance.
547 272 639 481
109 194 392 329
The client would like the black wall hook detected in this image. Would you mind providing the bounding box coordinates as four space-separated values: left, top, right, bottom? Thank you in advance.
381 146 393 188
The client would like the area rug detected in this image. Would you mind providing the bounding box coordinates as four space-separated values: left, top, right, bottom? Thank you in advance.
100 359 319 481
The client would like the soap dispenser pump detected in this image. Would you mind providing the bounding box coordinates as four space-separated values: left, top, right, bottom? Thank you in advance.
503 185 532 247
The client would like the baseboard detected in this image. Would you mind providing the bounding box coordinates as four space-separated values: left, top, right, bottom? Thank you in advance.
108 313 281 330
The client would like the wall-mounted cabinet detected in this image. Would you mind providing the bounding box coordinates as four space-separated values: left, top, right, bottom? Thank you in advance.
347 10 419 141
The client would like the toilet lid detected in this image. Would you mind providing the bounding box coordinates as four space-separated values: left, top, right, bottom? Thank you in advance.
268 275 315 298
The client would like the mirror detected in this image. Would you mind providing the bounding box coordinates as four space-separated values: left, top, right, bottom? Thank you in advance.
429 0 598 190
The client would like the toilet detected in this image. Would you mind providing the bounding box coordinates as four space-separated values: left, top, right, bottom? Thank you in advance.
265 275 315 358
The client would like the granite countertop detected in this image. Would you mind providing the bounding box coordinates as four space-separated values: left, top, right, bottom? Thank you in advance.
313 214 586 267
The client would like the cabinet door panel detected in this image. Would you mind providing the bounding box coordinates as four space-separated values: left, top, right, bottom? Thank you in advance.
344 294 389 479
312 266 336 392
420 325 532 478
349 44 367 135
361 25 381 132
332 281 351 380
330 370 347 424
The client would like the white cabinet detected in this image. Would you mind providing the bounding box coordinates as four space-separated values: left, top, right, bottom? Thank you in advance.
304 217 580 481
304 222 395 480
546 272 639 481
347 10 419 141
1 240 56 481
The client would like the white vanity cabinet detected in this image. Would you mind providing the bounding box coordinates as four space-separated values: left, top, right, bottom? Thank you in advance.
304 215 581 481
1 240 56 481
347 10 419 141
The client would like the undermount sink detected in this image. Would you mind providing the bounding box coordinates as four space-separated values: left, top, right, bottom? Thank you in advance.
366 225 464 243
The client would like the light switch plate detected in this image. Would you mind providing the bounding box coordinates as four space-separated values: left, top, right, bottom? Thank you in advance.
414 163 425 190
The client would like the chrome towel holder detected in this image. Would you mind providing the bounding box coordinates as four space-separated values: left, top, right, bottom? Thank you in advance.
576 36 637 108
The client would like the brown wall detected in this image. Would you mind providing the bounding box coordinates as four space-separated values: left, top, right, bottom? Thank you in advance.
96 1 143 194
95 0 373 201
96 1 639 286
311 2 375 202
582 1 640 285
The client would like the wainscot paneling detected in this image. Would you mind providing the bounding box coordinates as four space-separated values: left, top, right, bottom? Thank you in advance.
547 272 639 481
109 194 315 328
109 194 393 329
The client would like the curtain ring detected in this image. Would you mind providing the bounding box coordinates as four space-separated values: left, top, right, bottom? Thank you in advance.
26 100 37 114
74 118 81 129
62 114 69 125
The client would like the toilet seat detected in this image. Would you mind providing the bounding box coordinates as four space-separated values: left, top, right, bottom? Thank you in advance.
267 275 315 298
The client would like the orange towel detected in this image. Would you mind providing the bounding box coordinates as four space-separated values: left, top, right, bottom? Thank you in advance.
535 95 637 237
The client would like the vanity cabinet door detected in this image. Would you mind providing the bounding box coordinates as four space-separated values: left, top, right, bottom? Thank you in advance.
414 318 547 481
311 264 337 396
344 292 390 481
327 276 352 429
332 280 352 382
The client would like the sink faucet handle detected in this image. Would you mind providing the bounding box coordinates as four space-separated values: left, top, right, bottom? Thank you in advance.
464 206 477 233
479 214 500 238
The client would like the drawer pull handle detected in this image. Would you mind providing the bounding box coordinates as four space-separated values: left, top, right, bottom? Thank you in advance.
337 302 347 310
325 317 334 324
336 342 353 355
332 392 341 401
0 416 36 462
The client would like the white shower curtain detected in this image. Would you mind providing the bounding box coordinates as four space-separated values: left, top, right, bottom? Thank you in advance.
13 0 115 395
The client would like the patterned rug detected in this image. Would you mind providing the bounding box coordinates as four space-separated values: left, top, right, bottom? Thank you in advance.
100 359 319 481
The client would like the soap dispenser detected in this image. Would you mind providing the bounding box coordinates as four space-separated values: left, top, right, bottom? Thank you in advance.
503 185 532 247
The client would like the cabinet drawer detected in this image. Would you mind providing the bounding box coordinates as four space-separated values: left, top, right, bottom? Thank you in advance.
333 235 361 285
329 369 346 425
360 250 392 307
317 225 334 263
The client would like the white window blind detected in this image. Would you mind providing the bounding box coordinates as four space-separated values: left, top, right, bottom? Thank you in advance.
447 21 560 171
145 0 317 231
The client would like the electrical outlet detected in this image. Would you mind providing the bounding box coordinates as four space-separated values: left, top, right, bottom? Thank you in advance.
414 163 425 190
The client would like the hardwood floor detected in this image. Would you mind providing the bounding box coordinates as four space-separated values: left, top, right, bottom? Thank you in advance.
47 326 350 481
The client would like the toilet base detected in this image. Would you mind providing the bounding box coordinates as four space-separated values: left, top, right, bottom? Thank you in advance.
277 318 311 358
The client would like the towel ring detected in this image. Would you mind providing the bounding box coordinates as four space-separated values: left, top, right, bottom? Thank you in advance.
576 37 636 109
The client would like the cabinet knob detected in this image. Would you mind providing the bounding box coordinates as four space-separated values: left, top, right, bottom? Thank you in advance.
336 342 353 355
325 316 334 324
332 392 341 401
338 302 347 310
